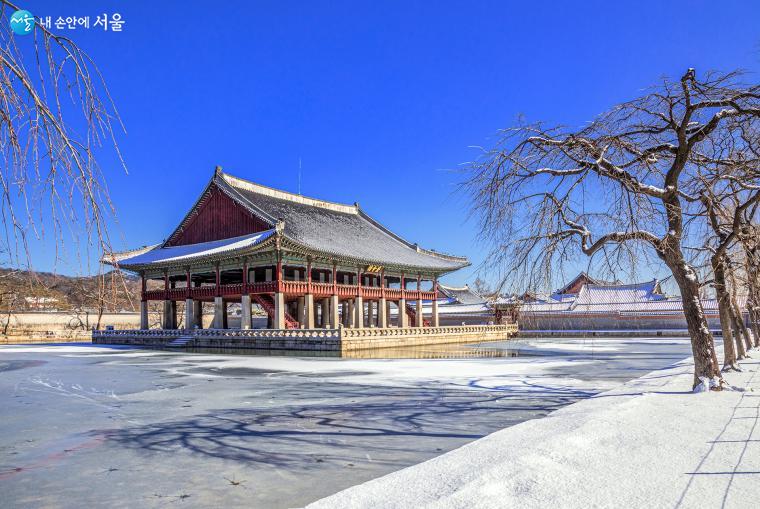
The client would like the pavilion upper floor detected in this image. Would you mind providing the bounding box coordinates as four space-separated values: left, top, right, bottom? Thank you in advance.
139 247 441 303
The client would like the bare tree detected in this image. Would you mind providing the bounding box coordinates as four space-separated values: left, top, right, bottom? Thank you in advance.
466 69 759 389
700 176 760 370
0 1 124 270
740 228 760 347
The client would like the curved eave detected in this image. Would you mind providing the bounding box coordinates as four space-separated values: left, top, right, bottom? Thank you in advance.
105 233 278 273
279 236 469 275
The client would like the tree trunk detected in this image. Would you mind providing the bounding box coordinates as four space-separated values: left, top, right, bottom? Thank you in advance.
730 297 752 354
744 247 760 348
727 264 753 353
730 310 747 360
666 256 720 388
751 306 760 348
712 257 738 370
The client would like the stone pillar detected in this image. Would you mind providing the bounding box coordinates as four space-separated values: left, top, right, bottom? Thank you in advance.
321 298 331 328
304 294 315 329
366 301 373 327
273 292 285 329
346 299 354 327
330 295 340 329
297 297 305 328
386 300 392 327
162 300 172 329
416 298 424 327
398 298 408 328
213 296 224 329
432 298 439 327
140 301 149 330
184 298 193 331
378 297 387 328
241 294 252 329
355 296 364 328
193 300 203 329
170 301 178 329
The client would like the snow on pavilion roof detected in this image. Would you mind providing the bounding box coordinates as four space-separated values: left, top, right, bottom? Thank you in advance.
108 231 275 268
216 171 469 272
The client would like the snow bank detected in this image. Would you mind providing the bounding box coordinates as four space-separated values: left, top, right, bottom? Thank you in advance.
308 353 760 508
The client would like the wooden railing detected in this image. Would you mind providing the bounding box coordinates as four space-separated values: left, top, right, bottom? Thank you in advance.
143 281 439 301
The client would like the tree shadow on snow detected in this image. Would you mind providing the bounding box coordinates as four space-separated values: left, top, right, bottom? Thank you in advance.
103 380 586 471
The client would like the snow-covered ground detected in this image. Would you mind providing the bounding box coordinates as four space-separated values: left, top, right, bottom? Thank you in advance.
309 345 760 509
0 339 696 508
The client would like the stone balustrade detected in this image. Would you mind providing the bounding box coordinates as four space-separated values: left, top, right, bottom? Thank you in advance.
93 323 518 351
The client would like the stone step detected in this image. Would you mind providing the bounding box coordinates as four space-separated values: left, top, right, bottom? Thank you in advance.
166 335 195 347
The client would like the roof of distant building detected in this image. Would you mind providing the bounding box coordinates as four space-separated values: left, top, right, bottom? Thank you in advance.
438 284 487 305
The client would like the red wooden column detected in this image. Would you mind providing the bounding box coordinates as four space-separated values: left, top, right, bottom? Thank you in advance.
432 276 440 327
275 256 283 293
355 266 364 327
139 272 148 330
329 263 339 329
378 268 388 327
241 258 251 330
272 253 285 329
416 274 423 327
185 267 191 299
163 270 169 300
307 259 313 294
399 272 407 328
215 263 221 297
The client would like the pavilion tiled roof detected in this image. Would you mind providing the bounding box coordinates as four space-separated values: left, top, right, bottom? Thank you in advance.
107 170 469 273
217 172 469 272
107 231 275 268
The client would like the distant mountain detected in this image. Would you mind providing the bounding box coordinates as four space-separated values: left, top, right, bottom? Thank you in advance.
0 268 142 312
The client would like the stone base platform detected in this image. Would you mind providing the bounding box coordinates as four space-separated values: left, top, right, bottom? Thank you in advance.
92 324 518 352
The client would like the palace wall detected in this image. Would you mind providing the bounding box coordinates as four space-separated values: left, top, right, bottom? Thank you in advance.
517 312 726 332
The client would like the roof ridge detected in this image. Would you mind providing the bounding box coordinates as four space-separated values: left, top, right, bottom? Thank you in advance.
584 279 657 289
221 171 359 214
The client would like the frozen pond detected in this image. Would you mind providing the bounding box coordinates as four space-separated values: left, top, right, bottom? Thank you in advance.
0 337 693 508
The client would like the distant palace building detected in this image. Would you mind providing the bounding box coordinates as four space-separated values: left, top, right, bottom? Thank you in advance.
494 272 735 332
106 168 471 331
432 284 494 325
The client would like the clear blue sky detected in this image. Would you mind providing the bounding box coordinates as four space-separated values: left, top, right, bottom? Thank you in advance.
16 0 760 288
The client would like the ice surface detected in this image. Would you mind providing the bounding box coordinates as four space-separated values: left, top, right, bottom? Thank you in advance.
0 338 694 508
309 341 760 509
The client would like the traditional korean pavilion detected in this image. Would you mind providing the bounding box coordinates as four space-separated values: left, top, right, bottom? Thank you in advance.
107 168 470 331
